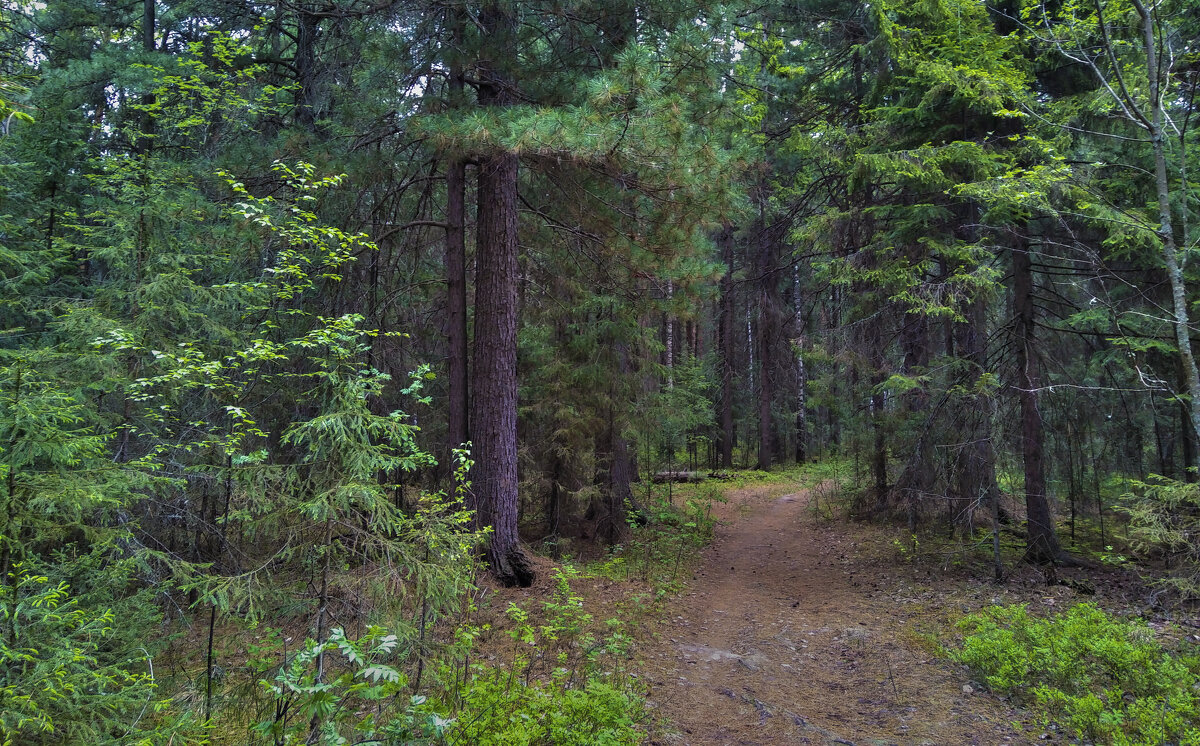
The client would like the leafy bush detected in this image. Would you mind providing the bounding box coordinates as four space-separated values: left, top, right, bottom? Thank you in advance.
252 625 451 745
955 603 1200 745
450 676 639 746
446 568 641 746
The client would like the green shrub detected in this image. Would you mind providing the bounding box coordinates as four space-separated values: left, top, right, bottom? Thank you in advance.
446 567 642 746
450 675 640 746
955 603 1200 745
251 625 451 745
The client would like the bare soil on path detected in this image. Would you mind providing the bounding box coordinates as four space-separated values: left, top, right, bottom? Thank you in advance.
638 485 1047 746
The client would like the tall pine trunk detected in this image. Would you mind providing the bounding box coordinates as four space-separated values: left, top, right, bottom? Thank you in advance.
294 6 320 130
890 312 934 515
470 0 532 587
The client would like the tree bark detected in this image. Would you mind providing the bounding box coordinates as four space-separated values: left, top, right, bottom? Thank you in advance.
137 0 155 154
754 27 776 471
445 7 469 465
665 281 674 386
446 159 468 451
1132 0 1200 472
954 298 1002 542
889 313 934 514
1013 242 1065 564
597 409 640 544
1181 362 1197 482
871 387 888 510
470 0 532 587
717 223 735 469
793 264 807 463
755 221 776 470
294 6 321 130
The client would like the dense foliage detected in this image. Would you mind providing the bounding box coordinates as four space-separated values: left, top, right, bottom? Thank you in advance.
1 0 1198 739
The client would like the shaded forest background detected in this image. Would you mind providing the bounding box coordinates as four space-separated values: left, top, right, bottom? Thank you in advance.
1 0 1198 741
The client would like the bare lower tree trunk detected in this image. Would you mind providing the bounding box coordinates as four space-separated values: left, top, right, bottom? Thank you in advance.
871 387 888 510
445 8 469 465
471 149 531 586
755 224 776 470
294 6 321 130
470 0 532 587
446 158 469 450
717 224 735 468
954 299 1002 544
596 319 644 541
1181 363 1198 482
793 264 807 463
597 408 640 544
1013 242 1064 564
753 26 775 471
665 280 674 387
890 312 934 513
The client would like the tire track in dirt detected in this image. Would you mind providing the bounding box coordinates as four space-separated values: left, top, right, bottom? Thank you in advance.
639 486 1035 746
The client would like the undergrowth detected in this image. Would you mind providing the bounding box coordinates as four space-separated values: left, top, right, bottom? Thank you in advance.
444 566 641 745
236 466 810 744
590 482 722 587
247 566 643 745
954 603 1200 746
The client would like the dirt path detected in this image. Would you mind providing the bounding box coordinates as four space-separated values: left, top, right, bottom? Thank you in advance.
639 486 1038 746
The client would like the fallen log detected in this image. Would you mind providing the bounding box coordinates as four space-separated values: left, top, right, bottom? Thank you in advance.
707 471 740 481
651 470 707 484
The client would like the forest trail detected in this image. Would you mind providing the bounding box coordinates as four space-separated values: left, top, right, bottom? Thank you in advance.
639 485 1037 746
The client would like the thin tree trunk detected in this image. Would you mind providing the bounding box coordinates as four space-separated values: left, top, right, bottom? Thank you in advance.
1013 242 1064 564
547 455 562 546
665 281 674 387
445 7 469 464
793 264 807 464
445 164 467 450
755 217 776 470
954 298 1002 543
871 388 888 511
137 0 155 154
754 24 775 471
717 223 735 469
445 166 467 463
1132 0 1200 471
1182 362 1197 481
295 7 320 130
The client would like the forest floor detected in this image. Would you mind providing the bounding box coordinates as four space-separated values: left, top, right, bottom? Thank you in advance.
621 481 1137 746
